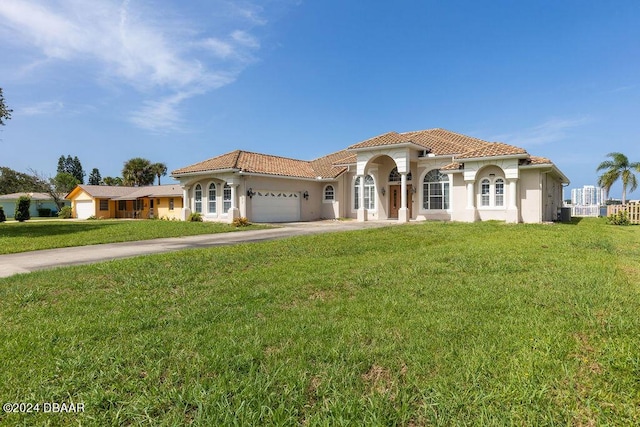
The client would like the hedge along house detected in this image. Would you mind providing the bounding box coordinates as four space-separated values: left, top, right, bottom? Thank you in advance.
0 192 69 218
172 128 569 224
66 184 183 220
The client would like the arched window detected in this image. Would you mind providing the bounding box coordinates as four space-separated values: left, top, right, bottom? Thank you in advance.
354 177 360 210
223 184 232 213
481 178 491 207
423 169 449 210
389 167 412 182
194 184 202 213
364 175 375 210
208 183 217 214
324 185 335 201
495 179 505 207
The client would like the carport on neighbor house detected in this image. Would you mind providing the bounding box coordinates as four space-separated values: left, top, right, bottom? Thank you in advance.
66 185 183 220
171 128 569 224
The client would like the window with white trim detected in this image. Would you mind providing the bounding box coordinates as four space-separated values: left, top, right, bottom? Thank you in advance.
208 183 217 214
354 177 360 210
363 175 375 210
324 185 335 202
423 169 449 210
389 167 412 182
495 178 505 207
481 179 491 207
194 184 202 213
479 177 506 208
223 184 232 213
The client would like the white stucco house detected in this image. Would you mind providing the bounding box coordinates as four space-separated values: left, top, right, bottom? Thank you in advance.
171 128 569 224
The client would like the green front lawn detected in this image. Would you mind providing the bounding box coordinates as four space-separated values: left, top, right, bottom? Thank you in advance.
0 220 269 254
1 218 638 425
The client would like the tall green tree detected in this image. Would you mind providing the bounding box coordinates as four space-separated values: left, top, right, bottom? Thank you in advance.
88 168 102 185
53 172 80 194
596 152 640 205
122 158 154 186
150 162 168 185
0 167 46 194
57 155 85 184
0 88 12 126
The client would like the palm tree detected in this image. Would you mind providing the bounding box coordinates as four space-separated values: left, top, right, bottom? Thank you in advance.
596 152 640 205
150 162 168 185
122 157 154 187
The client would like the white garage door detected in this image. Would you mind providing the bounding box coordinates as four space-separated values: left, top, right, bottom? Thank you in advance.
75 201 94 219
251 191 300 223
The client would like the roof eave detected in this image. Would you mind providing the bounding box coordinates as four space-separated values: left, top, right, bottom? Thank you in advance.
347 142 426 152
237 171 321 182
520 163 570 185
454 153 529 162
172 168 239 178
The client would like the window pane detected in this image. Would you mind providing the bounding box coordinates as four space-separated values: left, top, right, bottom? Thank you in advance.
495 179 504 207
223 184 231 213
208 184 216 213
194 184 202 213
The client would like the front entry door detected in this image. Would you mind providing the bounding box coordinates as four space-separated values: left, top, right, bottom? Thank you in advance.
389 185 412 219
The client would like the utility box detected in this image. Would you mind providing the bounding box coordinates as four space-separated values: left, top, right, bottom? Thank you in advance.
559 207 572 223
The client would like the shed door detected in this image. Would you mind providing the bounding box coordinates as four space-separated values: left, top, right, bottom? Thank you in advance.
75 200 94 219
251 191 300 223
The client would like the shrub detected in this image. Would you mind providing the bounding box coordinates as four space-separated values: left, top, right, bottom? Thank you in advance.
188 212 203 222
607 210 631 226
14 196 31 222
58 206 73 219
0 207 5 223
37 208 52 217
232 216 250 227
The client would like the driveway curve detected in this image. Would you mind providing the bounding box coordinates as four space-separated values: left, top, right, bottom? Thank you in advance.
0 220 398 278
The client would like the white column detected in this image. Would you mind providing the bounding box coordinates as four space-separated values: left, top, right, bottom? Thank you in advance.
465 180 477 222
357 175 367 222
229 184 239 221
181 186 191 221
398 172 409 223
508 179 517 209
466 181 475 209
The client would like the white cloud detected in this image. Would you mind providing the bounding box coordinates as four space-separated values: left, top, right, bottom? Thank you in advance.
0 0 266 131
492 117 590 147
21 101 65 116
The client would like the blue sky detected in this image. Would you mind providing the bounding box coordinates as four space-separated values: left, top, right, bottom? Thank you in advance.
1 0 639 199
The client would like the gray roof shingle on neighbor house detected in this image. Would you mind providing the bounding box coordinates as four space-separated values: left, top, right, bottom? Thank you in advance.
70 185 182 200
0 192 65 200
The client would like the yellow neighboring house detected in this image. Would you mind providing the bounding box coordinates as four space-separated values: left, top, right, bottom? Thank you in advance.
66 184 183 220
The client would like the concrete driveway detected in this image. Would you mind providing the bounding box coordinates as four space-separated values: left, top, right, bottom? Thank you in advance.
0 220 398 278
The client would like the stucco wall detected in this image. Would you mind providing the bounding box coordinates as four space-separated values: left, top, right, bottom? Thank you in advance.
520 169 542 223
156 197 182 220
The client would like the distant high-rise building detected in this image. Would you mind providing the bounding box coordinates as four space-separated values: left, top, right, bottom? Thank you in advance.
571 185 605 206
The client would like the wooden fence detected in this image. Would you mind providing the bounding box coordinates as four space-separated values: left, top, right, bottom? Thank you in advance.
607 203 640 224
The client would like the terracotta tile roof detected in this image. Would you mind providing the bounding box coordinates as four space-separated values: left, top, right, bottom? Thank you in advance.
172 128 561 181
347 128 493 155
310 150 351 178
172 150 242 175
455 142 528 159
527 156 552 165
173 150 322 179
347 132 407 149
440 162 463 171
